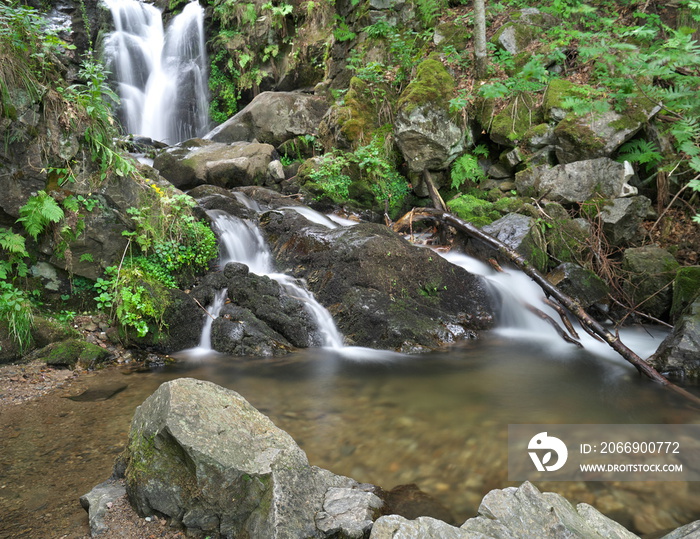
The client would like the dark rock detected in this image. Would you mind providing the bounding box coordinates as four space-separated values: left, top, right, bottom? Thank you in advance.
122 378 380 538
547 263 609 308
260 210 495 350
80 479 127 536
205 91 330 147
649 298 700 380
671 266 700 321
622 245 679 319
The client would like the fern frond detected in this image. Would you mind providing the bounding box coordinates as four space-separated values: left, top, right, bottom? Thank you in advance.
0 228 26 254
17 191 64 240
617 139 662 166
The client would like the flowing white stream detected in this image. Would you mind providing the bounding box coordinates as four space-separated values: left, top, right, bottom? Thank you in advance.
208 210 345 349
103 0 209 144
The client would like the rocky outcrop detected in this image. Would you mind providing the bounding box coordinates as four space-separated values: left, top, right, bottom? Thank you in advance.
260 209 495 351
119 378 383 538
153 139 280 191
599 196 652 247
622 245 679 318
205 91 330 148
491 9 559 56
649 297 700 380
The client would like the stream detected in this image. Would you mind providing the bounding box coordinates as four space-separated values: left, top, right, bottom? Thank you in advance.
2 335 700 538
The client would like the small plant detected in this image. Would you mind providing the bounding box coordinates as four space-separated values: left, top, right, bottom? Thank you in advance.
450 153 487 189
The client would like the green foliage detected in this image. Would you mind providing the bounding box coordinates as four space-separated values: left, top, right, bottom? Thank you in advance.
617 139 663 168
17 191 64 240
415 0 445 27
446 194 500 227
0 281 34 352
450 153 487 189
0 228 28 280
310 152 353 200
333 15 357 42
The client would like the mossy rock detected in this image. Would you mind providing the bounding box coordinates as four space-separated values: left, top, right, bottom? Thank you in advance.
332 77 383 147
397 58 455 115
671 266 700 321
545 216 591 265
447 194 500 227
622 246 679 319
38 338 112 369
481 93 544 146
31 316 81 348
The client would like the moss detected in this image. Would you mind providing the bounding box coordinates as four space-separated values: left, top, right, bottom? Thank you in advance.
543 78 576 112
609 96 654 131
39 338 111 369
553 116 606 154
671 266 700 319
489 92 544 143
398 58 455 115
494 196 526 214
446 194 500 227
334 77 380 146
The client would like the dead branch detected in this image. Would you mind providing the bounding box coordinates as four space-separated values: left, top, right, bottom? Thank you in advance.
542 297 581 341
411 208 700 408
525 303 583 347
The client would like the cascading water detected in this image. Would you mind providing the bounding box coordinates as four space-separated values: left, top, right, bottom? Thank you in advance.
208 210 345 349
102 0 209 144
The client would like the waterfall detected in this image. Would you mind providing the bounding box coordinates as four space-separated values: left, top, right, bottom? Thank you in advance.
102 0 209 144
208 210 345 349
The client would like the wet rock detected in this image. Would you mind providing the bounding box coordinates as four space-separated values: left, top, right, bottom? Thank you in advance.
514 158 636 203
547 263 609 308
599 196 652 247
205 91 330 148
122 378 378 537
622 245 679 318
260 210 495 351
649 297 700 380
468 213 548 273
670 266 700 321
153 139 277 190
80 478 127 536
461 481 639 538
383 483 456 524
370 515 468 539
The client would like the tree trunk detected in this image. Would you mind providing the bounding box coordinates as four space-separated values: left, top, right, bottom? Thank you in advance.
413 209 700 407
474 0 488 79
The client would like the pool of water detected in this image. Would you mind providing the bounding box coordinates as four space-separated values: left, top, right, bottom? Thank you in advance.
1 333 700 538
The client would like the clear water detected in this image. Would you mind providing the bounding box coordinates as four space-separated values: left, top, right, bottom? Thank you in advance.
2 338 700 538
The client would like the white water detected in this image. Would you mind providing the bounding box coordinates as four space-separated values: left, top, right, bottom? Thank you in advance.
208 210 345 348
103 0 209 144
441 251 667 362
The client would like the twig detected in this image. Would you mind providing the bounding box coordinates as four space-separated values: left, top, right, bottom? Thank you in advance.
192 296 217 321
542 297 581 341
525 303 583 347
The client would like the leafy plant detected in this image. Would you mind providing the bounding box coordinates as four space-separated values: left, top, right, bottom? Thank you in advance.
617 139 663 168
450 153 487 189
17 191 64 240
0 281 34 352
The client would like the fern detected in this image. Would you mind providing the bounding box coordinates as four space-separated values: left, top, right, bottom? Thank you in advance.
17 191 64 240
617 140 662 166
451 154 486 189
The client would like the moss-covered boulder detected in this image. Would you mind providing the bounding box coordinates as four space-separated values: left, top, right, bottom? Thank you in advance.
122 378 383 537
31 316 81 348
478 93 544 147
671 266 700 321
622 246 679 319
547 263 609 308
649 297 700 380
394 59 465 190
37 338 112 369
491 8 559 55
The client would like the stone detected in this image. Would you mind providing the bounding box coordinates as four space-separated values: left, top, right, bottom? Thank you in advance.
260 210 495 351
122 378 377 538
660 519 700 538
205 91 330 147
470 213 548 272
370 515 468 539
315 486 383 538
383 483 455 524
600 196 651 247
461 481 639 539
492 9 559 55
514 158 635 204
37 338 112 369
153 139 277 190
622 245 679 318
80 479 127 536
671 266 700 321
553 107 659 164
649 298 700 380
547 263 609 308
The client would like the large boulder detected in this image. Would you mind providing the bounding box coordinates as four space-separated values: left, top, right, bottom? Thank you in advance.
514 158 636 204
599 196 652 247
204 91 330 148
153 139 278 190
491 9 559 56
547 263 609 308
121 378 383 538
259 209 495 351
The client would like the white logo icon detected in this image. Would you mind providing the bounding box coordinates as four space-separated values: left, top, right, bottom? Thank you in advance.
528 432 568 472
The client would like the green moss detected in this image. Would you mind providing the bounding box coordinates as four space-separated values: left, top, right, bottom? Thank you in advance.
671 266 700 319
398 58 455 115
553 116 606 154
335 77 380 145
494 196 526 214
39 338 111 369
489 93 544 143
543 78 576 111
447 194 500 227
609 96 654 131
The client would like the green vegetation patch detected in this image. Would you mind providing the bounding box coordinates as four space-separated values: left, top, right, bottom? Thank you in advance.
398 58 455 115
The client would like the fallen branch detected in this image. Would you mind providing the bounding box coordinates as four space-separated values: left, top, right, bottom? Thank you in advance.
412 208 700 407
525 303 583 347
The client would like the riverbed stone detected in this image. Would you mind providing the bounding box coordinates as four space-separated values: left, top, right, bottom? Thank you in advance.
122 378 376 538
622 245 679 319
315 486 383 538
80 478 127 536
547 263 609 308
649 297 700 380
461 481 639 538
205 91 330 148
370 515 469 539
259 209 495 351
